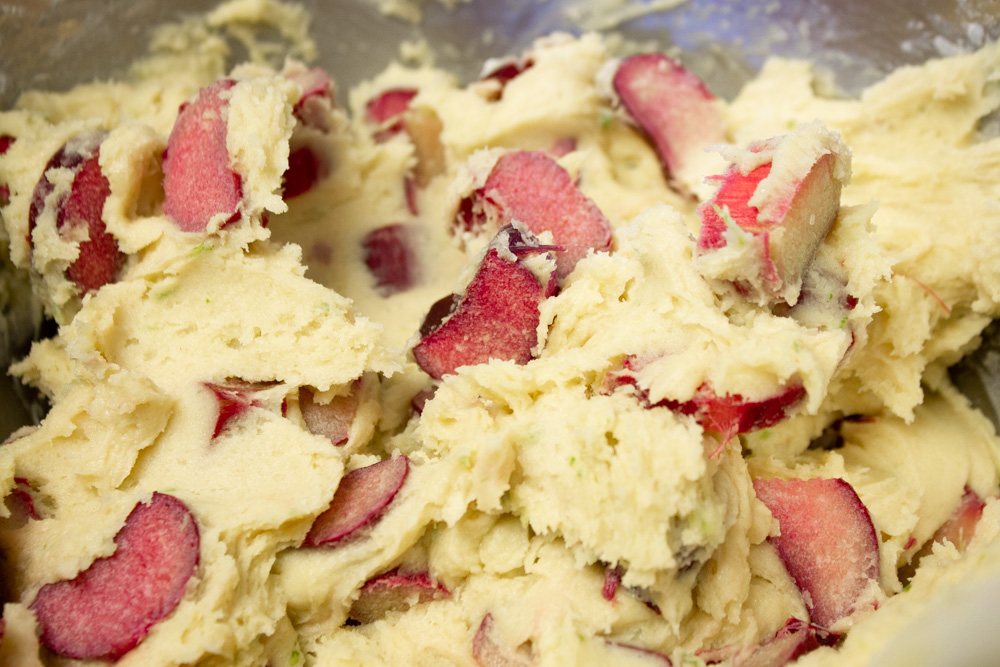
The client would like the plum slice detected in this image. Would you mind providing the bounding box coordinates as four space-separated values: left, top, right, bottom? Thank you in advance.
361 223 419 296
612 53 725 195
28 132 125 294
413 225 556 380
162 79 242 232
348 570 450 623
695 125 848 305
299 386 358 446
303 455 409 547
31 493 199 661
472 613 534 667
753 477 880 628
458 150 611 278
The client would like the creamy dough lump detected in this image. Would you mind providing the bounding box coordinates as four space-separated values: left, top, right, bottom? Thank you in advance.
1 1 999 665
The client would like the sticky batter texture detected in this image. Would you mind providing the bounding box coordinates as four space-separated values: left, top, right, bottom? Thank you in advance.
0 1 999 665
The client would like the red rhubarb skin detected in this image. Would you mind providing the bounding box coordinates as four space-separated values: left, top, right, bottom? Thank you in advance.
162 79 242 232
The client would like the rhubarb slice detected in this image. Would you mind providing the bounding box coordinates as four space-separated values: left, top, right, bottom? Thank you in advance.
695 123 849 305
473 613 534 667
607 358 805 454
753 477 880 628
348 570 450 623
361 223 419 296
31 493 199 661
203 379 276 439
303 455 409 547
28 132 125 293
931 487 986 552
0 134 13 206
613 53 726 195
366 88 418 142
299 386 358 446
413 225 555 380
458 151 611 278
162 79 242 232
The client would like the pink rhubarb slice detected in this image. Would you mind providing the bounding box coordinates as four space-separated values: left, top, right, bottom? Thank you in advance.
162 79 242 232
366 88 418 142
458 150 611 278
413 225 556 380
361 223 420 296
0 134 13 206
473 613 534 667
299 386 358 446
31 493 199 661
695 125 847 305
28 132 125 293
348 570 450 623
606 358 805 455
612 53 725 194
203 379 276 439
304 455 409 547
753 477 880 628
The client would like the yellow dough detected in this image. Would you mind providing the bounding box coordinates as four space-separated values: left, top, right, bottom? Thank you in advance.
0 1 999 664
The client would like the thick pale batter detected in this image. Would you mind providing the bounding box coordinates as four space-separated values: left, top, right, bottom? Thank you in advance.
0 1 999 665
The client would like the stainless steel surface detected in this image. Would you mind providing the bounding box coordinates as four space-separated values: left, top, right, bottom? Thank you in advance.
0 0 998 437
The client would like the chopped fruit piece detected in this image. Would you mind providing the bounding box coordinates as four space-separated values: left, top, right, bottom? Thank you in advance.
303 455 409 547
932 487 986 552
288 66 335 130
204 379 274 439
3 477 41 525
458 150 611 278
612 53 725 194
607 358 805 455
27 132 125 294
0 134 13 206
695 124 849 305
753 477 880 628
548 137 577 158
299 386 358 446
282 144 326 199
665 383 807 455
162 79 242 232
413 225 555 380
602 564 623 601
472 613 534 667
31 493 199 661
479 55 534 101
739 619 839 667
366 88 418 142
361 224 419 296
348 570 450 623
700 618 839 666
404 106 446 188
